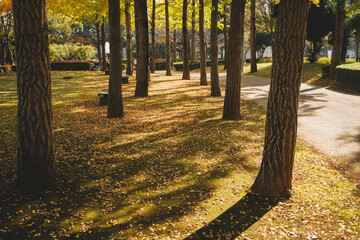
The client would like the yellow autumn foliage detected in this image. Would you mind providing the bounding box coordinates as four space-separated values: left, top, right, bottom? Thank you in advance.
0 0 12 15
275 0 320 6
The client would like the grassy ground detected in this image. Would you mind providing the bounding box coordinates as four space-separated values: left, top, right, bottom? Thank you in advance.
246 58 358 92
247 62 327 84
0 71 359 239
190 63 272 75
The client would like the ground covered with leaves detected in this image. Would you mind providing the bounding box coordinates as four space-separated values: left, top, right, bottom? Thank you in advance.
0 71 359 239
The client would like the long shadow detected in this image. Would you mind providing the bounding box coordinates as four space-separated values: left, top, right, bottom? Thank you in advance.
335 127 360 183
325 83 360 96
0 73 266 239
298 88 328 117
184 193 278 239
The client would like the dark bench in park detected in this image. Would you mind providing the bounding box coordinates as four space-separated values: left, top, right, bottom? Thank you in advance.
98 89 108 106
98 75 128 105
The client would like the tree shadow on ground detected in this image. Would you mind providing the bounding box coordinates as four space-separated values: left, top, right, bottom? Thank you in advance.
185 193 279 239
335 127 360 184
298 88 328 117
0 74 266 239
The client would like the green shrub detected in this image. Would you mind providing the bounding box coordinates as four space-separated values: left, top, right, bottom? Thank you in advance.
245 57 272 63
245 58 260 63
173 59 224 71
317 58 332 64
50 43 96 62
335 63 360 88
51 61 95 71
259 57 272 63
154 59 168 70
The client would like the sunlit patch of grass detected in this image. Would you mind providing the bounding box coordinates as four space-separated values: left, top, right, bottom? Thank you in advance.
0 71 264 239
301 63 328 83
0 71 358 239
246 62 326 83
246 60 359 92
244 63 273 78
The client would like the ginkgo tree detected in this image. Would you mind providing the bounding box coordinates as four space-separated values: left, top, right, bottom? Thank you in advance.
13 0 57 191
48 0 108 67
0 0 13 65
251 0 313 198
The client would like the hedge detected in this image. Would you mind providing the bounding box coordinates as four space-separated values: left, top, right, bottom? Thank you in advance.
51 61 95 71
335 63 360 88
173 59 225 71
322 65 330 77
153 59 174 70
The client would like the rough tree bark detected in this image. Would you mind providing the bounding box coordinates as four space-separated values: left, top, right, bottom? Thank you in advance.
329 0 345 79
101 18 107 71
134 0 149 97
0 14 12 65
250 0 309 199
223 4 228 70
96 20 103 70
165 0 172 76
107 0 124 118
182 0 190 80
151 0 156 73
356 32 359 62
222 0 246 120
210 0 221 96
191 0 196 65
199 0 207 85
0 43 5 65
173 29 177 63
250 0 257 73
13 0 57 191
125 2 133 76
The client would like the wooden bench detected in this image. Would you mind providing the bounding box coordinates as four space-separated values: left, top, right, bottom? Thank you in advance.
98 89 108 106
122 75 129 84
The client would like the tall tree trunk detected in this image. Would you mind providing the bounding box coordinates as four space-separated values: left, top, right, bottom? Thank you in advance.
151 0 156 73
101 18 107 71
251 0 309 199
250 0 257 72
96 20 103 70
125 2 133 76
199 0 207 85
165 0 172 76
223 4 228 70
182 0 190 79
191 0 196 65
7 47 14 65
210 0 221 96
356 33 359 62
0 42 5 65
329 0 345 79
13 0 56 191
222 0 246 120
134 0 149 97
107 0 124 118
173 29 177 63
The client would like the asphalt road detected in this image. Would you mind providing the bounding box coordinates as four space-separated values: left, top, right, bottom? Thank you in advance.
238 74 360 182
169 71 360 181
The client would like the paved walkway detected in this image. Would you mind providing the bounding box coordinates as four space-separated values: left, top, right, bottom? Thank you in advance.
161 71 360 182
